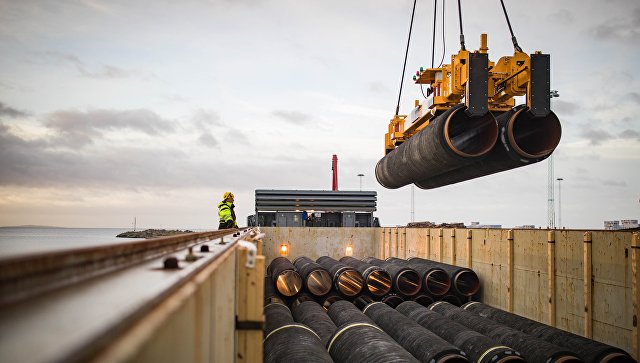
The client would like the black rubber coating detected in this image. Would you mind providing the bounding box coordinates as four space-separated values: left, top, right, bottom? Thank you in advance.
340 256 392 296
386 257 451 296
363 302 469 363
397 301 525 363
430 301 581 363
362 257 422 297
264 275 286 305
316 256 364 297
376 103 498 189
293 256 333 297
462 301 634 363
267 256 303 297
405 257 479 297
415 107 561 189
292 300 337 347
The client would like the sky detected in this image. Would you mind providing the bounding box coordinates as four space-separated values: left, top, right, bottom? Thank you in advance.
0 0 638 229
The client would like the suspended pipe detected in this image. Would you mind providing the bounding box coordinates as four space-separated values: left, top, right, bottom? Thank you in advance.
463 301 633 363
340 256 392 296
363 302 469 363
397 301 525 363
387 257 451 296
267 257 303 297
415 106 561 189
316 256 364 297
264 303 334 363
406 257 479 297
264 276 286 305
326 301 420 363
293 256 333 297
292 300 337 347
362 257 422 297
430 301 582 363
376 104 498 189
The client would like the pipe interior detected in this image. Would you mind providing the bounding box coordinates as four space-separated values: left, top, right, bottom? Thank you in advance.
425 269 451 296
366 270 392 296
337 270 364 297
454 271 480 296
276 270 303 297
396 270 422 296
445 108 498 157
307 270 332 296
510 110 561 158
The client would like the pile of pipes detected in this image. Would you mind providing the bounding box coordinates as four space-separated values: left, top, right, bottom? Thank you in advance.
264 256 634 363
406 221 466 228
265 256 480 312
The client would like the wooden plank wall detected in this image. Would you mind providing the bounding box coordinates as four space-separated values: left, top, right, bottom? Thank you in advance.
381 227 637 359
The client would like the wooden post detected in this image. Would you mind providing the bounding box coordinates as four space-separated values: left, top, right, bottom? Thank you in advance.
547 230 556 327
402 228 407 259
583 231 593 339
632 232 640 360
426 229 431 259
466 230 473 268
438 228 444 262
392 228 399 258
507 229 514 312
236 247 265 363
451 229 457 265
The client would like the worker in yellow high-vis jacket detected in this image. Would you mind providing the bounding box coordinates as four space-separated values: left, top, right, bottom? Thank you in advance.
218 192 237 229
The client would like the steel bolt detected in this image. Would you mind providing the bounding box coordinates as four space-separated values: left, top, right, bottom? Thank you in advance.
200 244 210 252
163 256 180 269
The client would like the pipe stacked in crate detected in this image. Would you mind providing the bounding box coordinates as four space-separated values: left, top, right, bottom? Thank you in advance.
264 255 635 363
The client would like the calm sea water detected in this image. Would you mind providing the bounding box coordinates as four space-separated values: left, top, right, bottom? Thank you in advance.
0 227 145 258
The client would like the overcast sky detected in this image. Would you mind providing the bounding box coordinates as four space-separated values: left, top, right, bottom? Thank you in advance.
0 0 638 229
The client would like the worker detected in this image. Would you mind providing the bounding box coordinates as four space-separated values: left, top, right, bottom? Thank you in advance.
218 192 237 229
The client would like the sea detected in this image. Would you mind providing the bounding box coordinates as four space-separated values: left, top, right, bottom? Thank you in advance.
0 227 146 258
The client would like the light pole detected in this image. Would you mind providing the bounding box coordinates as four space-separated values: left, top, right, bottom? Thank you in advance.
557 178 564 228
357 173 364 191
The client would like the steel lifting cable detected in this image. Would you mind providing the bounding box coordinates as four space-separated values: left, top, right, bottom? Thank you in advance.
457 0 466 50
395 0 418 116
421 0 439 99
499 0 523 52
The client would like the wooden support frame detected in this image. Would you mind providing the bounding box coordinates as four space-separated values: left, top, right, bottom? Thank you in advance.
507 229 514 312
426 229 431 259
583 231 593 339
450 229 457 265
547 230 556 327
236 245 265 363
465 230 473 268
438 228 444 262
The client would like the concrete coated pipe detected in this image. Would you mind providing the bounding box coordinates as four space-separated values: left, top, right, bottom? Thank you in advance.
462 301 633 363
293 256 333 297
340 256 392 297
316 256 364 297
415 106 561 189
292 300 337 347
376 104 498 189
386 257 451 296
406 257 479 297
267 257 303 297
362 257 422 297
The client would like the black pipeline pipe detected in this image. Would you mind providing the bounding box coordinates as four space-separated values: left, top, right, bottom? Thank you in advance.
441 294 463 307
397 301 525 363
292 300 337 347
362 257 422 297
415 106 561 189
381 292 405 308
463 301 633 363
387 257 451 296
340 256 392 296
376 103 498 189
264 276 286 305
353 294 377 310
363 302 469 363
327 301 420 363
316 256 364 297
318 291 344 310
430 301 582 363
412 294 435 307
406 257 479 297
264 303 334 363
293 256 333 297
267 257 303 297
289 292 315 311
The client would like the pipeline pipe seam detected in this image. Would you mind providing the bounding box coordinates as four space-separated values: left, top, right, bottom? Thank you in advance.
361 301 386 315
477 346 516 363
462 301 480 310
326 322 383 352
429 300 447 310
264 302 290 311
264 323 320 343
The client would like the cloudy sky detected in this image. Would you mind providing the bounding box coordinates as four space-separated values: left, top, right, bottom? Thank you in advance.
0 0 638 229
